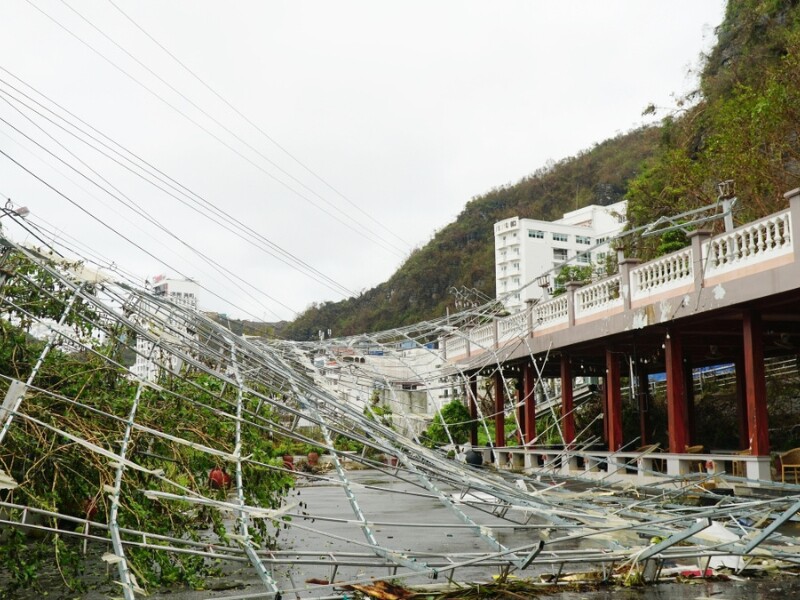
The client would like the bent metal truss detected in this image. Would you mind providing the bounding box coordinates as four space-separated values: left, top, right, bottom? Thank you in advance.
0 202 799 599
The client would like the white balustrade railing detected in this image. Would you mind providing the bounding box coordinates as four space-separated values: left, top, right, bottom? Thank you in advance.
469 322 495 350
497 311 527 343
445 336 466 358
575 276 622 318
630 247 693 301
704 209 792 278
444 206 798 364
534 295 568 328
489 446 770 481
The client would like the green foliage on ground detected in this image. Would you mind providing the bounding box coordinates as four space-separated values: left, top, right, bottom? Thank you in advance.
0 251 294 594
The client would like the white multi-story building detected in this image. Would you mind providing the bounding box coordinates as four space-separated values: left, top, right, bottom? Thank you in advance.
495 200 627 312
152 275 199 310
130 276 201 382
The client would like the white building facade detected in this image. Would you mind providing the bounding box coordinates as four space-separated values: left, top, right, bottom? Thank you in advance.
152 275 199 310
130 276 201 382
495 200 627 313
312 343 447 437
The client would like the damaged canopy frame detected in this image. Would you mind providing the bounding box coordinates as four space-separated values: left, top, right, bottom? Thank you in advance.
0 230 798 599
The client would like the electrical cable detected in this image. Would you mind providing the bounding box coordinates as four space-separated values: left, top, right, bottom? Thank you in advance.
0 72 357 298
0 146 292 322
105 0 413 253
0 90 353 314
0 111 295 320
26 0 408 260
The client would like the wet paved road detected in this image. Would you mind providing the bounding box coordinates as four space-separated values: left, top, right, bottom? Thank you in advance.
198 469 800 599
9 468 800 598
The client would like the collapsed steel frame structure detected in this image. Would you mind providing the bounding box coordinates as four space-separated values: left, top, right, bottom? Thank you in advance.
0 226 798 600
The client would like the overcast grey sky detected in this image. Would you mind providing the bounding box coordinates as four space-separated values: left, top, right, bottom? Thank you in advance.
0 1 725 322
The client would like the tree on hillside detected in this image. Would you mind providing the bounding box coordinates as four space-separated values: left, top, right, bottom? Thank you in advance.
627 0 800 259
282 126 661 339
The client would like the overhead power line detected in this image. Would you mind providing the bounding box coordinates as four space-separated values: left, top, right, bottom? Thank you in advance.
0 74 357 300
105 0 413 254
0 106 299 320
31 0 408 260
0 147 293 321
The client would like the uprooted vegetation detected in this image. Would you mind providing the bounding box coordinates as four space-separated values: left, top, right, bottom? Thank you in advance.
0 249 295 594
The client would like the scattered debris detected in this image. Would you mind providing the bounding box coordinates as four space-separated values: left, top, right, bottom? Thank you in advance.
0 229 799 600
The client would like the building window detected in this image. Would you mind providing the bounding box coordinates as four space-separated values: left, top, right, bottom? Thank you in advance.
528 229 544 239
513 262 519 270
596 237 608 244
577 252 591 264
576 235 591 245
553 248 568 262
553 232 568 242
510 220 517 227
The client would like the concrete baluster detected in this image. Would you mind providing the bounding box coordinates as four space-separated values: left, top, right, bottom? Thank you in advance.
785 188 800 256
618 258 641 310
688 229 712 291
566 281 581 325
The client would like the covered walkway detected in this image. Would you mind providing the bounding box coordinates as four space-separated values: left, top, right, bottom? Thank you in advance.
445 189 800 482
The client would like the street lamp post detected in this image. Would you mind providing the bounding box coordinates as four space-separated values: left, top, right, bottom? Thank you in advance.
0 199 30 287
0 199 30 221
717 180 736 232
535 274 550 301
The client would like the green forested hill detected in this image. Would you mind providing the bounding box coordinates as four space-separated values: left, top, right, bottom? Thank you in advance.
283 127 660 339
626 0 800 251
283 0 800 341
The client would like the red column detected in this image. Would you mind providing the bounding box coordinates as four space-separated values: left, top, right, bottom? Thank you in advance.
561 355 575 445
734 354 749 450
600 379 608 445
468 376 479 446
637 370 650 447
665 332 690 453
523 362 536 445
516 379 524 445
494 371 505 448
685 358 696 445
606 349 623 451
743 311 770 455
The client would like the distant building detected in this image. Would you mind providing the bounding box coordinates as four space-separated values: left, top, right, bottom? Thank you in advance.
494 200 627 313
312 342 447 437
152 275 199 310
130 276 201 382
28 318 107 354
